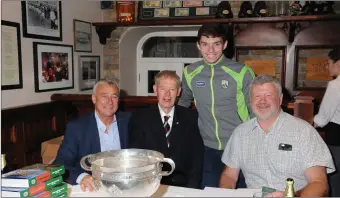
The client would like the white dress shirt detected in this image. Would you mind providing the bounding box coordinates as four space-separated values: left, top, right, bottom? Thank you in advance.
76 111 121 184
158 104 175 129
314 75 340 127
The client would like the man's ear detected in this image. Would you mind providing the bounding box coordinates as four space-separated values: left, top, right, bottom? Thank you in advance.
196 42 200 51
91 95 96 104
223 41 228 50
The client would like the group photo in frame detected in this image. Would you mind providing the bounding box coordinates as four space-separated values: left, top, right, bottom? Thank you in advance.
79 56 100 91
21 1 62 41
1 20 23 90
33 42 74 92
74 19 92 52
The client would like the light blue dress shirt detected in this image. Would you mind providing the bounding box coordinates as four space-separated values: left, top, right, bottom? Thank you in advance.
76 111 121 184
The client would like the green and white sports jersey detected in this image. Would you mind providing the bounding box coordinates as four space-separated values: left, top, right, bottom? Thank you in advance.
178 55 255 150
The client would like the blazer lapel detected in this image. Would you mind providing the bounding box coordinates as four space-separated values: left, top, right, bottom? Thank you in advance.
116 112 127 149
168 105 181 145
89 112 101 153
150 105 170 154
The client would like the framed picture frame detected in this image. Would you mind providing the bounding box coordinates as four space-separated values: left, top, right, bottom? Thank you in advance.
21 1 62 41
235 46 286 86
79 56 100 91
33 42 74 92
1 20 23 90
74 19 92 52
294 45 336 90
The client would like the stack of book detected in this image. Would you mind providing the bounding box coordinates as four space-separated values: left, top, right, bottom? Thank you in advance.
1 163 68 197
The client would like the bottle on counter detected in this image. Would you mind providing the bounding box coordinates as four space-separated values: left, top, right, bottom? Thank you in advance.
284 178 295 197
116 1 135 23
1 154 7 174
216 1 233 19
254 1 267 17
238 1 253 18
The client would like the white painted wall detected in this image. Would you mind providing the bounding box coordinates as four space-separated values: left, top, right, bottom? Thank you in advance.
1 1 103 109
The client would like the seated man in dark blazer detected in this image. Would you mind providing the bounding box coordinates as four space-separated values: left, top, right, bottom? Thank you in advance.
129 70 204 189
55 78 131 191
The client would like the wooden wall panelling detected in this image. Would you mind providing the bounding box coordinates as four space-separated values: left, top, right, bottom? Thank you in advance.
1 101 77 170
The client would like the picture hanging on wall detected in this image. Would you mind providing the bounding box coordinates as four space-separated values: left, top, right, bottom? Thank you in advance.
1 20 23 90
33 42 74 92
22 1 62 41
74 19 92 52
79 55 100 91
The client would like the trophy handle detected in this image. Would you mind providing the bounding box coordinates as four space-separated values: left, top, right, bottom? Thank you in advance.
80 154 94 171
158 158 175 176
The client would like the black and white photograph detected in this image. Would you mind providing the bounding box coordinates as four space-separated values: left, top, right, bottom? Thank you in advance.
33 42 73 92
74 19 92 52
79 56 100 91
22 1 62 41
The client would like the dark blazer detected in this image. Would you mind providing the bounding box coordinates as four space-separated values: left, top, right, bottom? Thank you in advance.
54 111 131 184
129 105 204 189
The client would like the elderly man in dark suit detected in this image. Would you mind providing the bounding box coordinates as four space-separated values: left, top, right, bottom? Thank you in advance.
55 78 131 191
129 70 204 189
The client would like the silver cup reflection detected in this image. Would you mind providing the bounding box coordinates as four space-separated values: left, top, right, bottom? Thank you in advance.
80 149 175 197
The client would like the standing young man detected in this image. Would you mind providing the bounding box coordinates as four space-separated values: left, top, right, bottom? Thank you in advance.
178 23 255 188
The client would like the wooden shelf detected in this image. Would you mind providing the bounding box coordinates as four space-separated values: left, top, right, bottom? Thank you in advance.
92 15 340 44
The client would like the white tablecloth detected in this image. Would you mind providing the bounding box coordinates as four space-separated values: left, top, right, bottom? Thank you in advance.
69 184 261 197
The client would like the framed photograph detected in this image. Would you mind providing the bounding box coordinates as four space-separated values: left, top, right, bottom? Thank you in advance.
204 1 221 6
163 1 182 7
33 42 74 92
79 56 100 91
143 1 162 8
294 45 336 90
74 19 92 52
21 1 62 41
175 8 190 16
154 8 170 17
183 1 203 7
1 20 23 90
196 7 210 15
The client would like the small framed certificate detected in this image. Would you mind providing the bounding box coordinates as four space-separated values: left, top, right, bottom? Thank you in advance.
175 8 190 16
143 1 162 8
154 8 170 17
1 20 23 90
196 7 210 15
163 1 182 8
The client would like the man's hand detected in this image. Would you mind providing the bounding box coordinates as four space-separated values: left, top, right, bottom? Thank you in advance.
266 191 284 197
80 175 96 192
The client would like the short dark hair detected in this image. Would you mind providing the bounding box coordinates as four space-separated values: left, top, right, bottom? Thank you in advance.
328 47 340 63
197 23 227 43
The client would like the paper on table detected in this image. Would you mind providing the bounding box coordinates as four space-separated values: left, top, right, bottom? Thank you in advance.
203 187 261 197
69 185 111 197
152 185 203 197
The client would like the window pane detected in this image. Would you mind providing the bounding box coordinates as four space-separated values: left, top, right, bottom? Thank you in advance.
142 37 200 58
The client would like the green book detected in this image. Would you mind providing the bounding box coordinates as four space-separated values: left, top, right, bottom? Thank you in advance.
22 163 65 179
1 175 63 197
33 183 68 197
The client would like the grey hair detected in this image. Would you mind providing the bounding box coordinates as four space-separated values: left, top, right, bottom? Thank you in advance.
250 75 282 96
93 77 120 96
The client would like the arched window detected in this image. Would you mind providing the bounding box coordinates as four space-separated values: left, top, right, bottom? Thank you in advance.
142 36 201 58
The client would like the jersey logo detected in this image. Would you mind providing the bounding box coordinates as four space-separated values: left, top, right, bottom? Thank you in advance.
221 80 228 89
196 81 206 87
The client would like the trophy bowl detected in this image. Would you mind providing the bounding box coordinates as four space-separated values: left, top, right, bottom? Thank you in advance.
80 149 175 197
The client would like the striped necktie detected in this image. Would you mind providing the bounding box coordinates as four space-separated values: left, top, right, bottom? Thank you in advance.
164 116 171 145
